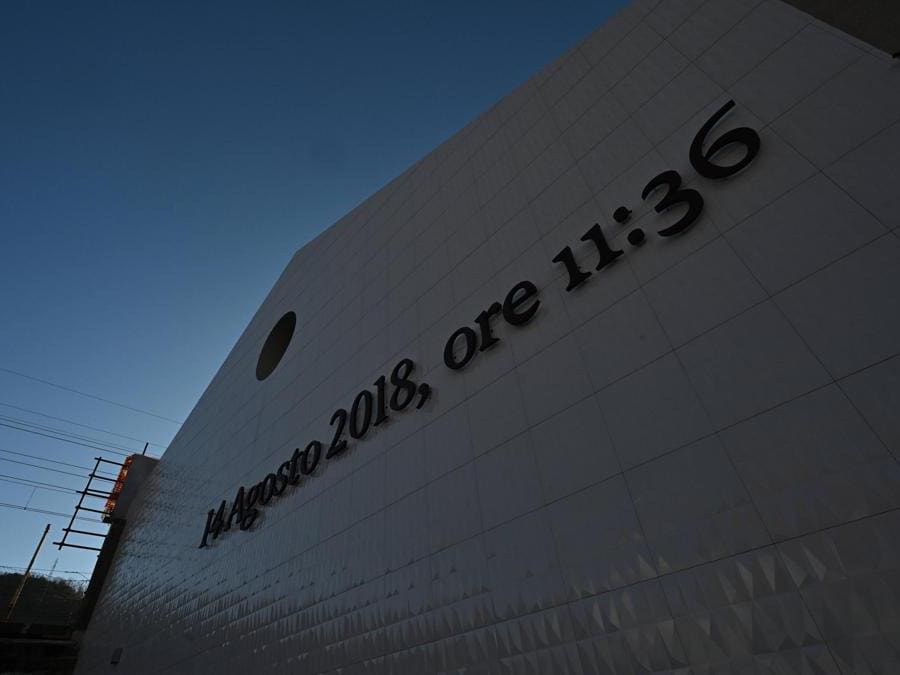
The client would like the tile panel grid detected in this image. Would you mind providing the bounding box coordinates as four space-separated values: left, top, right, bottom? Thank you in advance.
78 1 900 673
84 324 900 675
163 28 629 488
179 0 684 420
165 0 724 480
168 0 703 489
88 42 884 675
126 0 796 588
159 69 545 470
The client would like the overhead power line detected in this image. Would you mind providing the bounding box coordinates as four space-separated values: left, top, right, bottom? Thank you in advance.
0 564 90 578
0 456 89 479
0 501 104 525
0 473 80 495
0 414 134 453
0 468 119 498
0 447 116 475
0 421 132 457
0 400 167 449
0 365 183 425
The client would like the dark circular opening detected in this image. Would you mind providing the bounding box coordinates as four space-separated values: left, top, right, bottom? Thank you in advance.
256 311 296 381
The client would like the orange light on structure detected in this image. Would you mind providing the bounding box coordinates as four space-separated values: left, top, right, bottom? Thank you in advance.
104 455 135 520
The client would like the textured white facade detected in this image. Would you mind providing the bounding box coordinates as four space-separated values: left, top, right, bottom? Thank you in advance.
77 1 900 672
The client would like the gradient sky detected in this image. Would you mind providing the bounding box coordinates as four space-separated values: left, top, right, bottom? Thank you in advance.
0 0 625 581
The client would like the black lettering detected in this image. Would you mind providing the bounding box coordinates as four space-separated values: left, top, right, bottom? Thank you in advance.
301 440 322 475
327 408 348 457
389 359 417 411
241 485 260 529
199 508 215 548
210 500 226 539
503 281 540 326
553 246 591 291
350 389 374 437
275 460 291 495
373 375 388 425
580 224 623 270
474 302 503 351
225 487 246 531
289 447 302 485
444 326 478 370
258 473 277 505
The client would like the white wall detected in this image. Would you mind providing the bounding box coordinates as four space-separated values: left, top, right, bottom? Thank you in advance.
77 1 900 672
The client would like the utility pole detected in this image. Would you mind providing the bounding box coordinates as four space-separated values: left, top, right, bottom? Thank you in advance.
37 557 59 610
4 523 50 622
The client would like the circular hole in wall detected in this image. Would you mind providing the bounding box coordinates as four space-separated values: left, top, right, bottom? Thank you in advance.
256 311 296 381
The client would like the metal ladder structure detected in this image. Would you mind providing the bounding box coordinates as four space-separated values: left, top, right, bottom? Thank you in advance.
52 457 124 552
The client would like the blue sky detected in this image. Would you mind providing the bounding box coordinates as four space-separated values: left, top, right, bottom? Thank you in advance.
0 0 625 579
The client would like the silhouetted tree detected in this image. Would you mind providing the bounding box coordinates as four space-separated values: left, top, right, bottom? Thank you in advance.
0 572 84 624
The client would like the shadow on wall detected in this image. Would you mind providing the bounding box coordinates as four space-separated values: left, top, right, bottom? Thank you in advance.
783 0 900 55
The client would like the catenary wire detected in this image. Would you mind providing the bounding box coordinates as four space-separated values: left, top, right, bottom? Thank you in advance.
0 448 116 475
0 469 119 498
0 400 168 449
0 503 104 525
0 421 132 457
0 414 136 453
0 473 82 495
0 365 183 425
0 456 93 479
0 564 90 577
